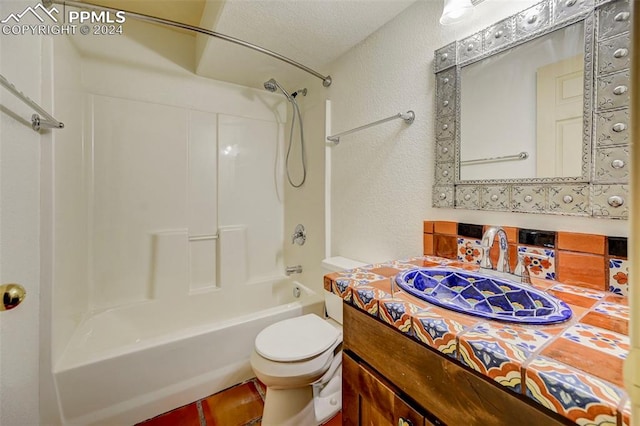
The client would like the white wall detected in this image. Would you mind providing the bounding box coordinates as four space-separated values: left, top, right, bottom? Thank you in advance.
309 0 627 265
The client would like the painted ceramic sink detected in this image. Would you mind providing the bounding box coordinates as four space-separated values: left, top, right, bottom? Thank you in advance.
395 268 572 324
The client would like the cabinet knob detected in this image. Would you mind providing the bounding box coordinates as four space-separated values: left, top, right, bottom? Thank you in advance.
439 192 447 200
398 418 413 426
490 194 499 202
467 44 474 52
441 147 449 154
524 195 533 203
563 195 573 204
442 170 449 177
443 77 450 84
464 194 471 201
442 124 449 130
443 100 449 107
527 14 538 24
441 53 449 61
565 0 577 6
494 30 503 39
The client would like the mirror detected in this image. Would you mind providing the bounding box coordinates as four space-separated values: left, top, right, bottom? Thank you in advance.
432 0 631 218
459 23 585 181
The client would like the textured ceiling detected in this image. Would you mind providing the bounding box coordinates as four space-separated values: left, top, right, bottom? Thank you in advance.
195 0 418 89
80 0 206 29
73 0 419 90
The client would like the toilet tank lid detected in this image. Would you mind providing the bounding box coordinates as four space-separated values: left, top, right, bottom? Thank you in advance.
321 256 367 271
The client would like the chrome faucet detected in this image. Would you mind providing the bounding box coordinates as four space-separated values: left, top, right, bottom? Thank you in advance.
480 226 509 272
285 265 303 276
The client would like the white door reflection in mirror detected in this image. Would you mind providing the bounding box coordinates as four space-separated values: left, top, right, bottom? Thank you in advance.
536 54 583 178
459 22 584 182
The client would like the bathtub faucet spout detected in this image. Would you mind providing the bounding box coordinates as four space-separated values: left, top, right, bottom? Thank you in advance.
285 265 303 276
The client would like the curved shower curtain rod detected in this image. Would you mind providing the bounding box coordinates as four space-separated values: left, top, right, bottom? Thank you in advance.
43 0 333 88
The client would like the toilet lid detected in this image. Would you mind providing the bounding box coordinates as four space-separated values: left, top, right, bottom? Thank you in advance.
255 314 340 362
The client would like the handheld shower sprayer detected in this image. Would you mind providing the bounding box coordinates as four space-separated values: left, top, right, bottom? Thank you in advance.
263 77 308 188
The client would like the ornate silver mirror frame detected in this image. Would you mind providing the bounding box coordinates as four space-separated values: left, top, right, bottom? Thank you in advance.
432 0 631 219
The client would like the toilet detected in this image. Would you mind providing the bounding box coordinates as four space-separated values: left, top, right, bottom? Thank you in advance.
250 256 366 426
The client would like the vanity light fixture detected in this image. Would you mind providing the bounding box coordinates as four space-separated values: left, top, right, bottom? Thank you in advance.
440 0 474 25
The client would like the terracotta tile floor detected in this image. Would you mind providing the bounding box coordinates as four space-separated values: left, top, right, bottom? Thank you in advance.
137 378 342 426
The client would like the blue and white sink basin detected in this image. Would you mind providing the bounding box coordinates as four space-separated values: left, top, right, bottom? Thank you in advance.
395 268 572 324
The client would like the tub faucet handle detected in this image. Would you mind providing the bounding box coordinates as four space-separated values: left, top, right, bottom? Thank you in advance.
292 224 306 245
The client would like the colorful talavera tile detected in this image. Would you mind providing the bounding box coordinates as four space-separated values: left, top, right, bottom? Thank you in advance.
549 283 605 300
351 286 386 316
518 246 556 280
540 336 625 388
412 311 468 358
593 301 629 321
336 269 387 287
332 278 354 302
457 238 483 265
561 323 629 360
457 322 552 392
580 310 628 336
405 256 453 268
525 356 625 426
324 273 340 292
357 264 401 278
608 258 629 296
389 260 436 271
378 299 421 335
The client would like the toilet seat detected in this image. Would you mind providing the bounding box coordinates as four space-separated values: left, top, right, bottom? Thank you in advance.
255 314 340 362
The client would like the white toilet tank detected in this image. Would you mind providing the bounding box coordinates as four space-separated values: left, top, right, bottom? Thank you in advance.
321 256 367 325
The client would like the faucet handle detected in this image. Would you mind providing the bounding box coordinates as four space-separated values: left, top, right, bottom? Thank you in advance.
292 224 306 245
515 252 549 283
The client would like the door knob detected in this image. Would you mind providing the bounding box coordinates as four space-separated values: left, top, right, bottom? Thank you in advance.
0 283 26 311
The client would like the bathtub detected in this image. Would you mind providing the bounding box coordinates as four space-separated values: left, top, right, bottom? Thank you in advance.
53 278 324 426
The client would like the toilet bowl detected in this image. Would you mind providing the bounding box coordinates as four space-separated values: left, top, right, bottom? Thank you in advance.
250 256 366 426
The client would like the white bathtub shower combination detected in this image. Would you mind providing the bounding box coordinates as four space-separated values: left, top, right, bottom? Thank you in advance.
54 279 323 425
47 34 321 425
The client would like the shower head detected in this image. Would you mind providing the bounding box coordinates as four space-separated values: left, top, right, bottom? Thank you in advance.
263 78 292 101
264 78 278 92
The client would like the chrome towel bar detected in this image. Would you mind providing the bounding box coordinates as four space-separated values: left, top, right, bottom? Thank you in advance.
327 110 415 144
0 73 64 131
461 151 529 165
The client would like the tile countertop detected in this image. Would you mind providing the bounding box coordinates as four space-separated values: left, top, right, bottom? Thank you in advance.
325 256 631 426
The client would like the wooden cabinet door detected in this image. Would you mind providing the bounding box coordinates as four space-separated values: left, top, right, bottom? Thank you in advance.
343 353 427 426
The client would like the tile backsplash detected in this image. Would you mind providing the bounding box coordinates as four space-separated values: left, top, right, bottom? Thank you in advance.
423 221 628 296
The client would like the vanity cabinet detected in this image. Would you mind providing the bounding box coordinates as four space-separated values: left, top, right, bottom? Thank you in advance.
343 354 433 426
342 303 572 426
